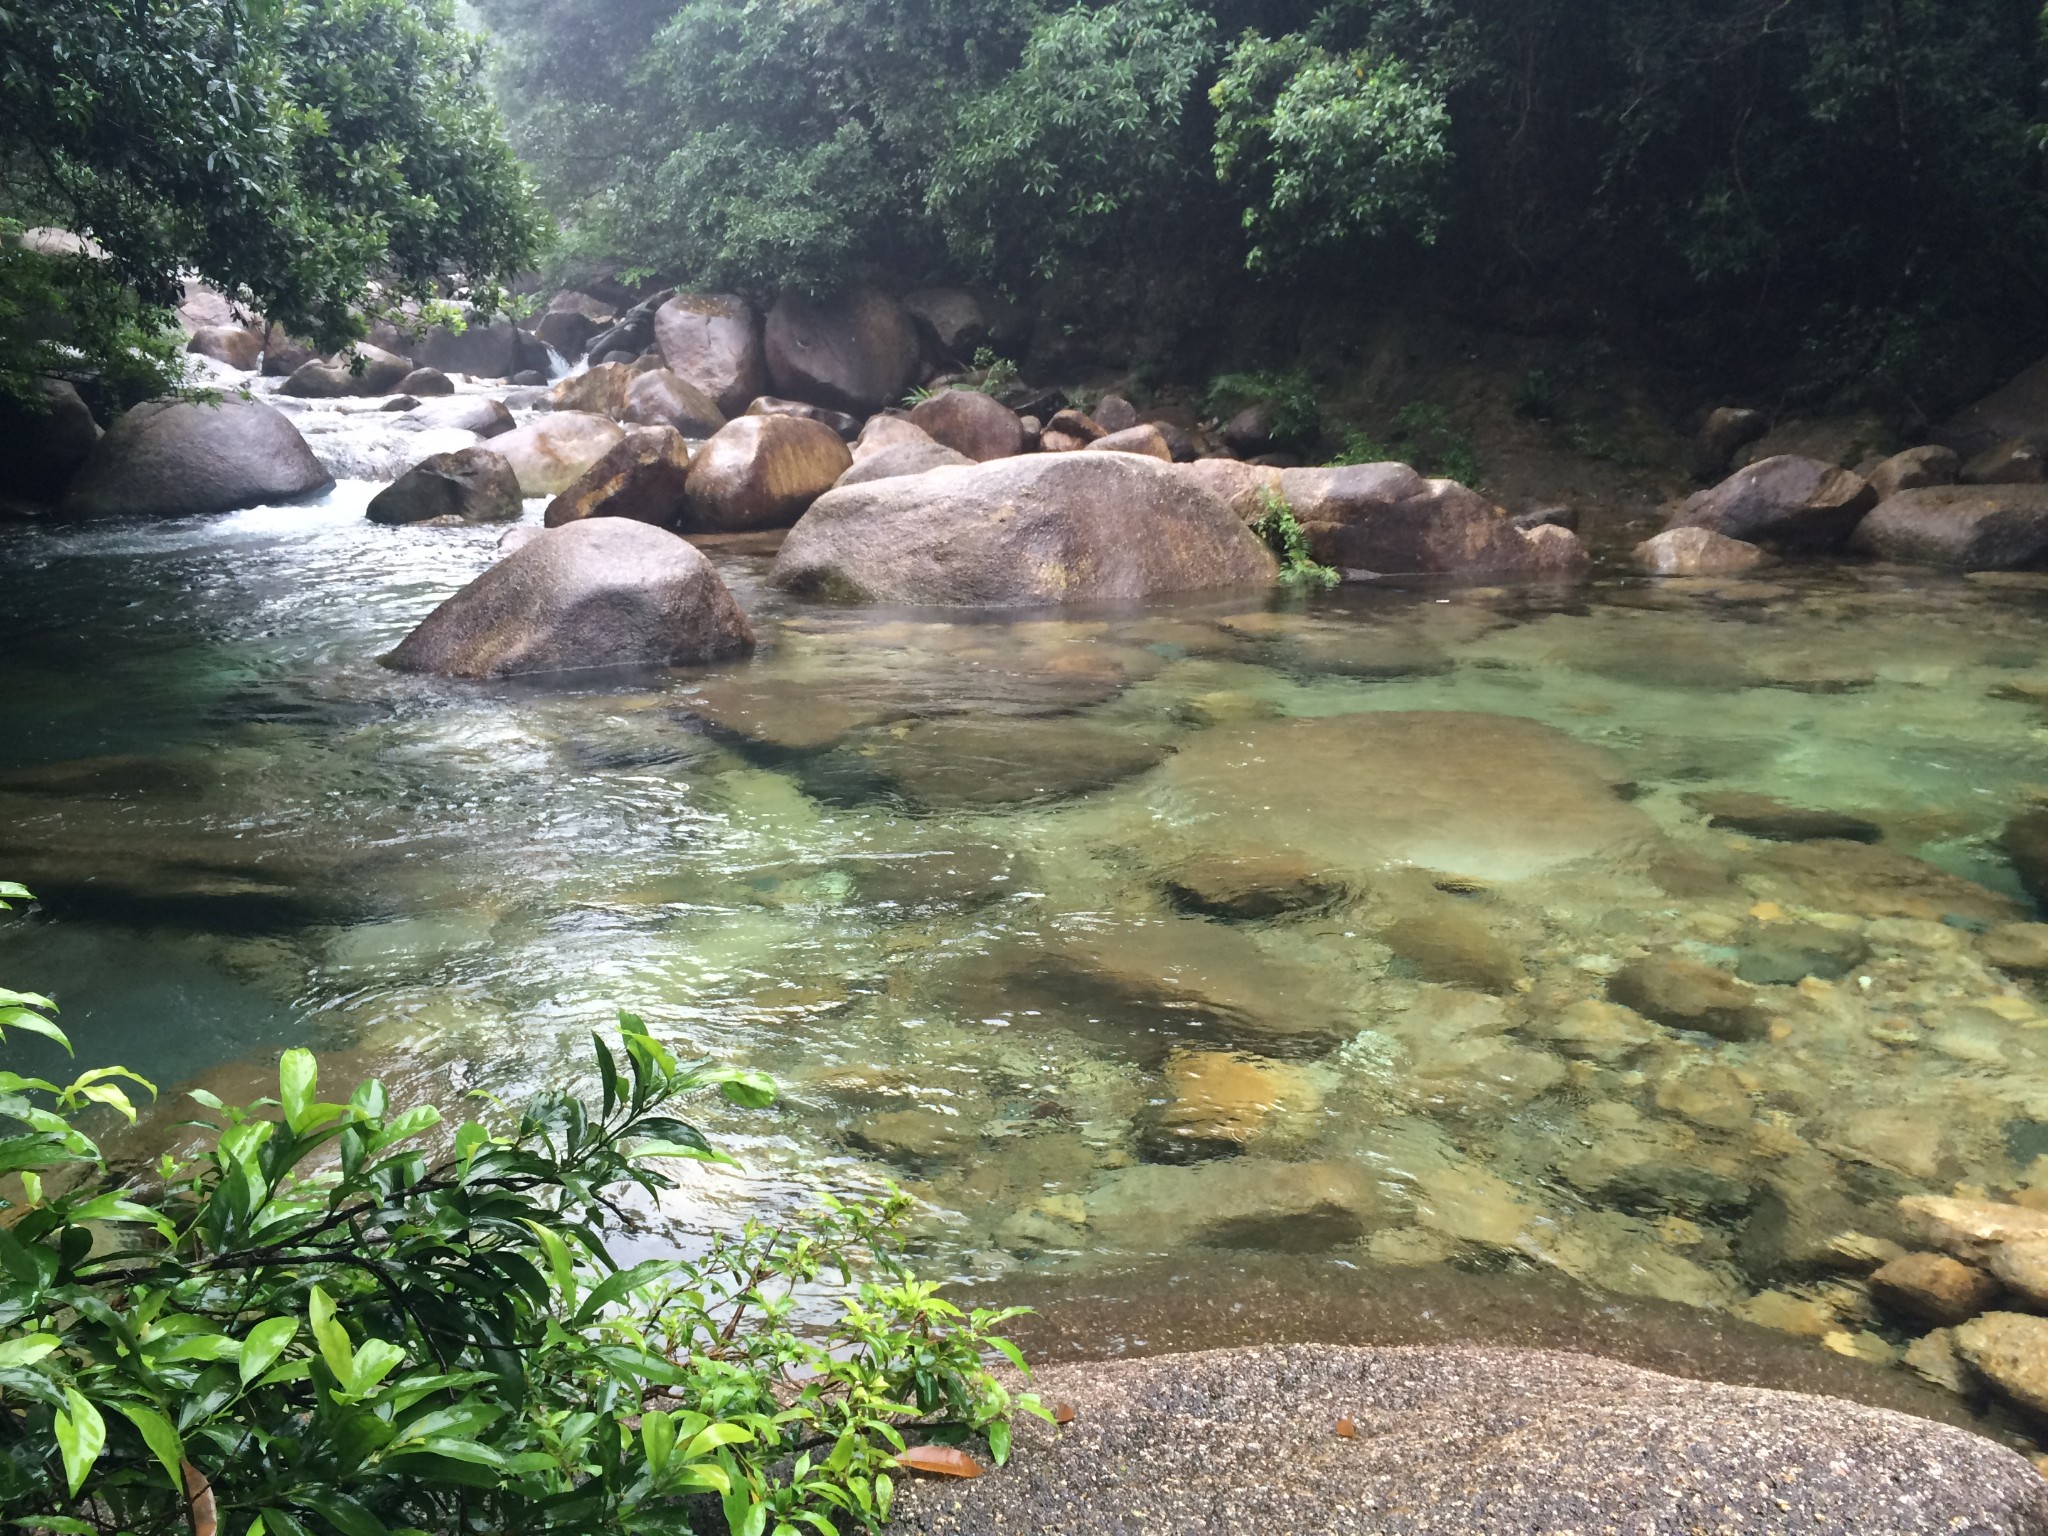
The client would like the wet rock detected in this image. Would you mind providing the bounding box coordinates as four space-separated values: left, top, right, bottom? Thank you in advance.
1154 712 1658 886
1511 504 1578 533
382 519 753 679
763 287 919 415
683 413 851 533
1086 1161 1385 1252
1734 1290 1838 1339
1870 1252 2002 1327
406 396 514 438
890 1343 2048 1536
490 412 626 496
583 310 656 365
1378 909 1523 993
1522 999 1658 1062
413 313 528 379
1904 1329 1974 1396
1686 791 1882 843
850 413 933 462
1867 445 1960 500
1087 424 1174 461
1990 1240 2048 1310
1041 408 1106 452
543 426 691 530
843 843 1028 913
1159 854 1345 920
1670 455 1877 551
1607 954 1766 1042
1653 1064 1755 1130
847 1108 976 1165
1744 839 2023 924
771 453 1276 606
908 388 1027 461
1954 1312 2048 1418
1902 1196 2048 1264
279 344 413 398
548 361 636 419
1964 438 2047 486
621 368 725 437
827 716 1165 810
1983 923 2048 974
1734 919 1869 984
535 304 606 360
2004 808 2048 906
507 371 547 389
1179 458 1283 520
1694 405 1768 477
1740 1179 1902 1282
397 366 453 397
835 438 972 487
1849 485 2048 569
186 324 261 370
365 446 521 526
1144 1049 1321 1160
1278 463 1592 580
1633 526 1764 576
62 398 330 517
747 395 862 439
653 294 764 416
0 378 101 501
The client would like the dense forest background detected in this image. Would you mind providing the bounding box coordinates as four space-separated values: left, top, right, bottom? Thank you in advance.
476 0 2048 418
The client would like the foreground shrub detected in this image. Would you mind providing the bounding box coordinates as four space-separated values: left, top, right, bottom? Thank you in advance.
0 909 1038 1536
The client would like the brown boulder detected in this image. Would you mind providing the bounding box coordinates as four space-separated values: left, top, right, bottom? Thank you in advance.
835 439 971 487
908 388 1026 461
544 426 691 530
769 452 1275 606
900 288 992 357
1088 424 1173 460
1093 393 1141 434
397 367 453 397
1670 455 1877 551
850 413 934 462
621 369 724 437
1964 439 2048 486
1954 1312 2048 1418
746 395 861 438
535 306 605 360
382 519 752 679
762 287 918 415
489 412 626 496
683 413 851 533
1607 954 1767 1042
1277 463 1591 580
652 293 764 416
548 362 634 419
1041 408 1105 452
1633 526 1764 576
279 344 413 399
1867 445 1959 500
0 378 101 502
1852 484 2048 569
366 447 521 526
186 325 261 370
1870 1252 2002 1327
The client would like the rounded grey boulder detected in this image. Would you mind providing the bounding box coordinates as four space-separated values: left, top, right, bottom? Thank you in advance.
891 1344 2048 1536
382 518 754 678
770 452 1276 606
61 398 331 517
366 447 522 526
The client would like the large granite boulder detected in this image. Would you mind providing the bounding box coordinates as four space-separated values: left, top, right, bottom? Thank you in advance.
1276 463 1591 580
901 288 993 357
1849 484 2048 569
909 388 1027 461
0 378 101 502
186 325 261 370
770 452 1276 605
763 287 919 416
1634 526 1765 576
490 412 626 496
405 396 514 438
412 313 524 379
548 362 636 419
850 413 936 462
382 519 753 679
1669 455 1877 551
61 399 331 517
889 1345 2048 1536
543 426 692 530
365 447 522 526
621 368 724 437
653 294 764 416
683 413 851 533
835 439 971 487
1939 352 2048 461
1867 445 1960 500
278 344 414 399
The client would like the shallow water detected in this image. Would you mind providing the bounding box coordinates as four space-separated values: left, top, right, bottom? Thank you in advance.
7 457 2048 1415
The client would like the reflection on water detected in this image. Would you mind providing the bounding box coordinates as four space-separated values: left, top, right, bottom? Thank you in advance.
6 486 2048 1411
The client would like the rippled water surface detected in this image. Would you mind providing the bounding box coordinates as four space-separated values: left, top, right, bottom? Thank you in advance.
8 473 2048 1398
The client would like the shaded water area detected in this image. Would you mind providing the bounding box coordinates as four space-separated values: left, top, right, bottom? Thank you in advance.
7 474 2048 1433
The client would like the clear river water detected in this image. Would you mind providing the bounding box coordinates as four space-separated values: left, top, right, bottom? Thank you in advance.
6 442 2048 1426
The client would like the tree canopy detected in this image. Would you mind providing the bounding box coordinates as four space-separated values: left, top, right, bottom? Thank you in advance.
478 0 2048 403
0 0 543 400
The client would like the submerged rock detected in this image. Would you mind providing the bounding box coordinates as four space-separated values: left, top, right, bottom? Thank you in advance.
1378 908 1524 993
2005 807 2048 905
1671 455 1877 551
1607 954 1766 1042
1851 485 2048 569
1870 1252 2002 1328
1145 1049 1322 1160
366 447 521 526
1743 839 2022 924
1159 854 1346 920
771 453 1276 605
382 519 753 678
819 716 1165 810
1085 1163 1385 1251
62 399 331 517
1954 1312 2048 1418
889 1344 2048 1536
1686 791 1882 843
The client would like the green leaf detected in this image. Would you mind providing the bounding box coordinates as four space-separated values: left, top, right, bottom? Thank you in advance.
240 1316 298 1386
0 1333 59 1368
308 1285 355 1392
987 1419 1011 1466
711 1069 777 1110
113 1401 184 1491
278 1049 316 1133
53 1387 105 1498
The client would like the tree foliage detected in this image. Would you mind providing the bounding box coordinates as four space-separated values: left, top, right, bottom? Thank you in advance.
0 912 1039 1536
0 0 543 399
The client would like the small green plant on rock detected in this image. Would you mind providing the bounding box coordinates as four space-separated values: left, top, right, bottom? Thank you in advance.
1206 371 1321 450
0 886 1041 1536
1249 486 1339 588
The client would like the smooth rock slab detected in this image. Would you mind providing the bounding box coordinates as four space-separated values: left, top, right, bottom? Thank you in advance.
891 1344 2048 1536
382 519 752 678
